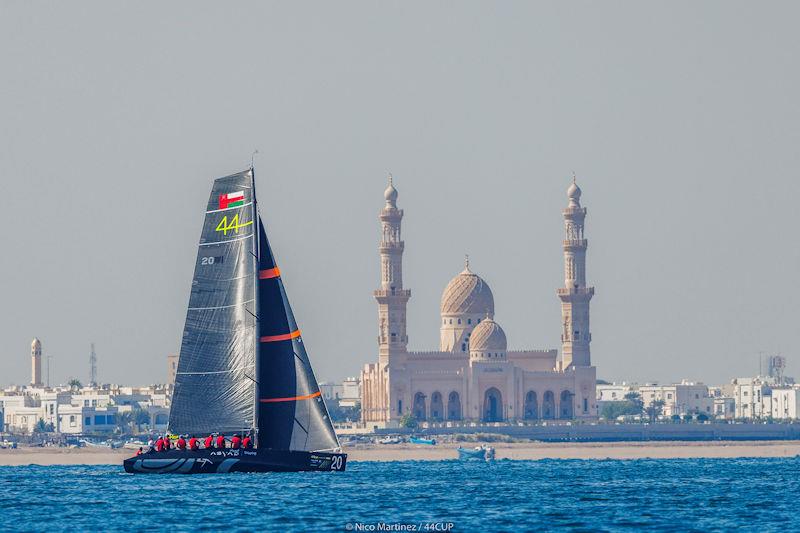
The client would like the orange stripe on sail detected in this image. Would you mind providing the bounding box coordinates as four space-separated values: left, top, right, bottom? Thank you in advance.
259 391 321 403
259 329 301 343
259 267 281 279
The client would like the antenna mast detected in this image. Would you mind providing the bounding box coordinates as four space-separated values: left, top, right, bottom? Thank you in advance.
89 343 97 386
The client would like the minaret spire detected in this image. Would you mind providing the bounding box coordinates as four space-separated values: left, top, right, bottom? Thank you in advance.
375 174 410 364
558 175 594 368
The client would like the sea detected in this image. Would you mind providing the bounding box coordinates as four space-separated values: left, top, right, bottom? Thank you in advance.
0 458 797 532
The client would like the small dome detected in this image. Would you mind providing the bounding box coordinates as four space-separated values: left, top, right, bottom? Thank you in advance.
440 265 494 316
567 180 581 200
31 338 41 349
469 318 507 352
384 174 398 206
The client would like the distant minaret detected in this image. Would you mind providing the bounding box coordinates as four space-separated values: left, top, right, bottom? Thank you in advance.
89 343 97 386
375 174 410 364
31 338 42 387
558 176 594 368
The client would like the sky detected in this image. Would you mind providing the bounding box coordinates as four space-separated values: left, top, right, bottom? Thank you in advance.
1 1 799 387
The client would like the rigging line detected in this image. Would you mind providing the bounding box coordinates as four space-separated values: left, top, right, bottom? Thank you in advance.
199 233 253 246
294 417 309 436
188 299 255 311
177 364 255 375
205 201 254 214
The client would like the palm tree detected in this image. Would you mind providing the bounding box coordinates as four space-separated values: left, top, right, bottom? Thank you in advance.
115 411 133 434
68 378 82 391
133 409 151 432
645 399 666 423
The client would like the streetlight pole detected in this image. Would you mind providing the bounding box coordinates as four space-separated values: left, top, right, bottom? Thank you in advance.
46 355 53 388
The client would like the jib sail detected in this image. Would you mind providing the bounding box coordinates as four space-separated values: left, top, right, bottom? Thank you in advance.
255 219 339 452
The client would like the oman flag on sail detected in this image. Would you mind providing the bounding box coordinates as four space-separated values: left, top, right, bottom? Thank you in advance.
219 191 245 209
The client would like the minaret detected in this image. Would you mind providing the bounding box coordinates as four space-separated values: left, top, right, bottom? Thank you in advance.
374 174 410 365
558 176 594 368
31 338 42 387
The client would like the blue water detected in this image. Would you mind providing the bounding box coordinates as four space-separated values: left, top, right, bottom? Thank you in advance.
1 458 798 532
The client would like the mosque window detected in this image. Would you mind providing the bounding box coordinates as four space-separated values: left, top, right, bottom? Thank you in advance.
458 319 461 325
583 399 588 412
449 319 452 325
461 344 466 352
467 319 472 324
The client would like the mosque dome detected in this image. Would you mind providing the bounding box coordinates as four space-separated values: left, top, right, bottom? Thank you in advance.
440 264 494 317
469 318 507 352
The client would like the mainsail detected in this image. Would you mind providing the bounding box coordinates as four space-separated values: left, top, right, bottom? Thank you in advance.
169 169 339 452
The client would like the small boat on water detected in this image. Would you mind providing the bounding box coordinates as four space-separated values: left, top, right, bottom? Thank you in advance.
124 168 346 474
457 445 495 462
409 437 436 445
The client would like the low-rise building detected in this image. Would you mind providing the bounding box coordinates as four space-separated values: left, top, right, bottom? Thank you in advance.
731 377 771 419
596 382 638 402
639 380 712 417
769 387 800 420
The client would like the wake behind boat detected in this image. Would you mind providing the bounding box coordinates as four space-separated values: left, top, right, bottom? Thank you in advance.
124 168 346 474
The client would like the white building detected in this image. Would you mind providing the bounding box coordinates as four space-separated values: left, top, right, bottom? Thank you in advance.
769 387 800 420
731 377 771 419
639 381 712 417
596 382 638 402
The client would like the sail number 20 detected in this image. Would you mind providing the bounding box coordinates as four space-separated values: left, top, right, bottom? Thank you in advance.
215 214 253 236
330 455 344 470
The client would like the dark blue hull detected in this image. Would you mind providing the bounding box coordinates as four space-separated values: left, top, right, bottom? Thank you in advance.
123 448 346 474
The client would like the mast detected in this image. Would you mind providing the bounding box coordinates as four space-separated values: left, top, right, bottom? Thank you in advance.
251 165 261 446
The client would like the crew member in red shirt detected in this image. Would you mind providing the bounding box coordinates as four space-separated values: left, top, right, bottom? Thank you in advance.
204 434 214 449
216 434 226 449
241 435 252 449
176 436 187 450
162 436 171 451
188 436 199 451
154 437 164 452
231 434 241 449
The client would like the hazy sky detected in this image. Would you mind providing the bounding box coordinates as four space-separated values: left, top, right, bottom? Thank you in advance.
1 1 799 387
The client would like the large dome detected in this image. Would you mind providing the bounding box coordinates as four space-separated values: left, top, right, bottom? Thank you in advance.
469 318 507 352
440 266 494 316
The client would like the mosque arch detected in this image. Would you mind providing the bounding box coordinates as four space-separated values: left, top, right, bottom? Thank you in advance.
447 391 462 420
413 392 427 420
483 387 503 422
560 390 574 419
542 391 555 419
524 391 539 420
430 391 444 421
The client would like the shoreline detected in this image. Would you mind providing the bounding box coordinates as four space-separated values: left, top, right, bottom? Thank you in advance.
1 440 799 466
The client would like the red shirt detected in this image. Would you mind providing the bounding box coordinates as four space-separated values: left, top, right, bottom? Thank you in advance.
154 438 164 452
242 437 251 449
176 438 186 450
231 436 241 449
204 436 213 449
216 435 226 449
162 439 170 451
188 438 198 450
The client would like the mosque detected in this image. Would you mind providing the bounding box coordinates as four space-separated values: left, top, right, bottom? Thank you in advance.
360 176 598 427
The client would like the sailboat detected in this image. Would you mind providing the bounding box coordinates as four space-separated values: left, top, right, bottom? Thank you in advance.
124 168 346 473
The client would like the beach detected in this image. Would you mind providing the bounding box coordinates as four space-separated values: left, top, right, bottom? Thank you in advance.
2 440 800 466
